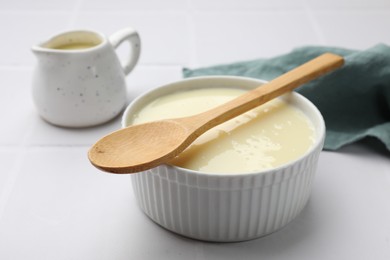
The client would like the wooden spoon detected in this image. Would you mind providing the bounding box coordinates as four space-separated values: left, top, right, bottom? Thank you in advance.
89 53 343 174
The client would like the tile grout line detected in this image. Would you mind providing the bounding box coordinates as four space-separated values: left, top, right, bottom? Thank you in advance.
0 64 183 70
0 65 33 70
0 122 35 222
194 241 205 260
186 0 198 67
0 7 388 16
301 0 326 45
67 0 84 29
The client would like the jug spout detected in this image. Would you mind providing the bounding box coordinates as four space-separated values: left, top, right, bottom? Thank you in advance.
31 44 48 56
31 44 56 65
31 38 68 58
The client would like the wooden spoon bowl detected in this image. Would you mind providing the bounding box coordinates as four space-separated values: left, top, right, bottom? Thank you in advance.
89 53 344 173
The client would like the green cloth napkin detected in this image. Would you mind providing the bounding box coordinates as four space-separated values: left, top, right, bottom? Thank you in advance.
183 44 390 151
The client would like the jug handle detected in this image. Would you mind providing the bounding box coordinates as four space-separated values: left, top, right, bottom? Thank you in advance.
109 27 141 75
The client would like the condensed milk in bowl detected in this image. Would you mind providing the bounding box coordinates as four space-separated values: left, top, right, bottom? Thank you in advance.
122 76 325 242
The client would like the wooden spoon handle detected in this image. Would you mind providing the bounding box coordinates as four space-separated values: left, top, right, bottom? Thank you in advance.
184 53 344 134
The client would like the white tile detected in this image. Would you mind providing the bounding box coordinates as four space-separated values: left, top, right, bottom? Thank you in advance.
313 11 390 49
0 0 79 11
0 147 199 260
0 148 19 200
303 0 390 9
0 13 71 66
0 146 132 259
28 114 122 146
81 0 188 11
192 11 321 66
126 65 183 97
190 0 304 10
0 68 37 145
73 12 189 65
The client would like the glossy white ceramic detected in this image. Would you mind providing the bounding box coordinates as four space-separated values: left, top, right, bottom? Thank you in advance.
32 28 141 127
122 76 325 242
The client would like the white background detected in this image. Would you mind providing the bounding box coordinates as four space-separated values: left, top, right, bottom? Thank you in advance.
0 0 389 259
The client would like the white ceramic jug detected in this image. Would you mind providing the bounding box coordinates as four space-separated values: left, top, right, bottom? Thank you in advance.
31 27 141 127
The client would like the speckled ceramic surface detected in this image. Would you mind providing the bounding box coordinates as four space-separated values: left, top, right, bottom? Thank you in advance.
32 28 141 128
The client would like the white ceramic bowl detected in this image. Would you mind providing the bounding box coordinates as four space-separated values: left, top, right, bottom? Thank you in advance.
122 76 325 242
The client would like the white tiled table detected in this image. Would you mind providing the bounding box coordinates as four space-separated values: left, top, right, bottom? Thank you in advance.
1 0 390 259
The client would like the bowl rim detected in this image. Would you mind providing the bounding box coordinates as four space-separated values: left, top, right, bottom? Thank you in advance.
122 75 325 178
